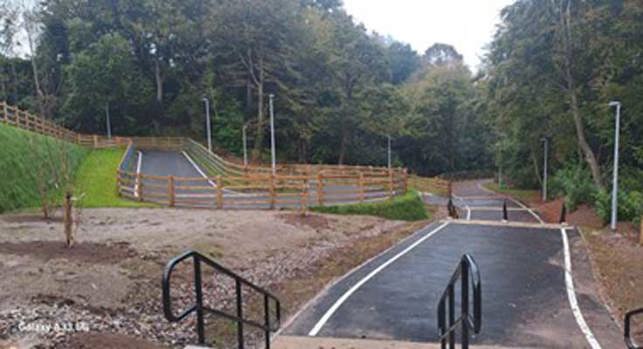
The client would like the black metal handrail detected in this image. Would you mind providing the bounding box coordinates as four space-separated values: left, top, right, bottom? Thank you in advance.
625 307 643 349
437 254 482 349
162 250 281 348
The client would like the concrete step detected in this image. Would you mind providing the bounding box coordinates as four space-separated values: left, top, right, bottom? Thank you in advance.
272 336 528 349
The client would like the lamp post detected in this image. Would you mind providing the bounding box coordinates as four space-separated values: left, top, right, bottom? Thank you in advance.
105 102 112 139
202 97 212 153
541 137 549 202
269 94 276 175
608 101 622 231
242 123 248 167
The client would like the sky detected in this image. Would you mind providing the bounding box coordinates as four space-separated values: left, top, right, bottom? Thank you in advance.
342 0 515 70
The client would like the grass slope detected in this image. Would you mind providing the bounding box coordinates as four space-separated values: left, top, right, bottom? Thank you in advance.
483 182 540 204
0 124 88 213
74 148 152 208
312 190 429 221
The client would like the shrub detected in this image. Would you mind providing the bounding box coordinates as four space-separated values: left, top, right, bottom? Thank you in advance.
594 189 643 224
550 164 597 210
311 190 429 221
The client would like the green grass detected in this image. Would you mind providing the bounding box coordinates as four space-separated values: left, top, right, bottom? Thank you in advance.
311 190 429 221
74 147 153 208
483 182 540 203
0 124 89 213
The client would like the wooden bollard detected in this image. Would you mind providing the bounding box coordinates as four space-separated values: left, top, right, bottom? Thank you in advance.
317 173 324 206
269 175 276 209
358 173 365 203
216 176 223 209
168 176 175 207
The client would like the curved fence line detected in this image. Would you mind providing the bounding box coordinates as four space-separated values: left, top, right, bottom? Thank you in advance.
118 138 408 210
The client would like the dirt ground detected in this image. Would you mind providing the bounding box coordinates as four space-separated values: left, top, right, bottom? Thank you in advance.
0 208 423 348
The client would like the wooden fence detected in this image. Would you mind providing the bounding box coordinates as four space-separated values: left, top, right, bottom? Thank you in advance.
0 101 130 148
408 175 450 197
118 138 409 210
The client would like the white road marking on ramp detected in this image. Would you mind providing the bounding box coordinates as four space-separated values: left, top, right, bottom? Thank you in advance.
308 221 450 337
476 182 545 224
134 151 143 198
561 228 602 349
182 151 217 187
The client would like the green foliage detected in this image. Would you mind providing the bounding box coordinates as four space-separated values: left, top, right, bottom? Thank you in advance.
311 190 429 221
550 164 597 211
73 148 154 208
487 0 643 192
594 189 643 224
0 124 88 213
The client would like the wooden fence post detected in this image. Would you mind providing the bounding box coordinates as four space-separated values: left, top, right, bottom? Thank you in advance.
388 169 394 198
1 102 7 123
93 135 98 148
269 174 276 209
403 168 409 194
317 173 324 206
136 173 143 201
168 176 175 207
301 178 308 215
216 176 223 209
358 173 365 203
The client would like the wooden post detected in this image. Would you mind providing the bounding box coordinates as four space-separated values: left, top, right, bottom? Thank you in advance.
317 173 324 206
168 176 175 207
358 173 365 203
93 135 98 148
639 216 643 246
216 176 223 209
403 168 409 193
301 178 308 215
269 174 276 209
1 102 7 123
388 169 394 198
136 173 143 201
64 193 73 248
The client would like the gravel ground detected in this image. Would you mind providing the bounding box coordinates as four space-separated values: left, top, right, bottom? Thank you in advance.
0 208 411 348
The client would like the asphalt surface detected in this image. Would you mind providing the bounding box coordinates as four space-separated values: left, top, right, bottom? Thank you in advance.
284 180 622 348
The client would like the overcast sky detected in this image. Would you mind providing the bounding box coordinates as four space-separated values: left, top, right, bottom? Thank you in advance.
342 0 515 70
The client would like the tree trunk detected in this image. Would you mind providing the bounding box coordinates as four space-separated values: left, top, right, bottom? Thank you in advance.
338 127 348 165
154 58 163 103
252 61 265 161
560 0 603 188
63 192 73 248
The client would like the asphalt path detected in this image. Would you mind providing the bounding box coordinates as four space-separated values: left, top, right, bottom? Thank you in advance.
283 180 622 348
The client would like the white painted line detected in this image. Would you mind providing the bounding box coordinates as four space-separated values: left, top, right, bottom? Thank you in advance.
452 194 471 221
560 228 602 349
509 197 545 224
476 182 545 224
182 151 217 187
308 221 451 336
134 151 143 198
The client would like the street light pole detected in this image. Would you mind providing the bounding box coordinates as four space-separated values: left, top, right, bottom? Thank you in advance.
242 124 248 167
387 135 392 169
202 97 212 153
542 139 548 202
269 94 276 175
608 101 622 231
105 102 112 139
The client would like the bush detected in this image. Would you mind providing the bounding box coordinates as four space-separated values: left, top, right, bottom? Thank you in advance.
311 190 429 221
594 189 643 224
550 164 597 210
